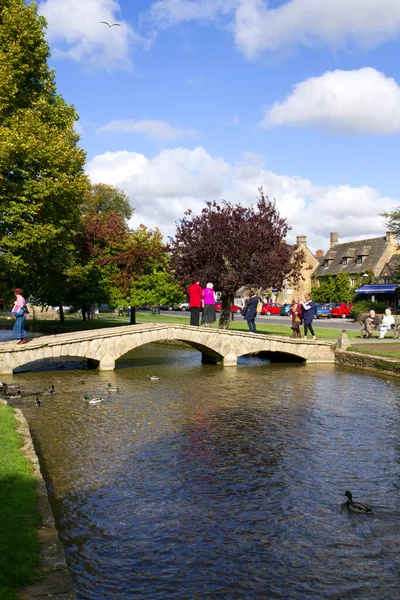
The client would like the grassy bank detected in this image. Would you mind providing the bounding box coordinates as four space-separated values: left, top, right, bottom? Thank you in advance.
348 344 400 360
0 403 41 600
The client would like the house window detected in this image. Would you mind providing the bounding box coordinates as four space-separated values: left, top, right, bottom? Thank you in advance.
350 278 357 287
341 257 348 266
356 256 363 265
323 260 329 268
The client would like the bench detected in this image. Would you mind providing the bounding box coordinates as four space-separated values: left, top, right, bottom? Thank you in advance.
360 314 400 339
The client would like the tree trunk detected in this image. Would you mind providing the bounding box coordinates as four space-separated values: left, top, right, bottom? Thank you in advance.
81 306 86 321
130 306 136 325
219 294 232 329
59 305 65 324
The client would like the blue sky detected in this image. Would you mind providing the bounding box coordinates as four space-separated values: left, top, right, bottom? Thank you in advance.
37 0 400 251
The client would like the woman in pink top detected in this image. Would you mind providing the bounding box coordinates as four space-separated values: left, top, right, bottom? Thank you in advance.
12 288 27 344
202 282 216 328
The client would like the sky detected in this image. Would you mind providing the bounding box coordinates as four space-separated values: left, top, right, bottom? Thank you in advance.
36 0 400 252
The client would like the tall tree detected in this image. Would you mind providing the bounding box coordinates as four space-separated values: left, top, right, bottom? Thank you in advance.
332 271 352 303
0 0 88 308
82 183 133 222
170 189 303 328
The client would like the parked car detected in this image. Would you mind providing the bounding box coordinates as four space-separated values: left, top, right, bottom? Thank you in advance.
178 303 190 311
314 303 332 318
52 306 73 314
330 303 353 318
279 303 291 316
215 303 243 313
260 302 281 316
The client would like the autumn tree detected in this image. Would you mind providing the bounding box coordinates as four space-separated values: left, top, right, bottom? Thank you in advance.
0 0 88 308
170 189 304 328
80 213 183 324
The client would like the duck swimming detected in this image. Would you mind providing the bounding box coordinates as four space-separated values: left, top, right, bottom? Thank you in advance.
147 375 160 381
34 398 42 407
107 384 119 392
82 395 103 405
44 385 56 395
344 491 373 513
8 390 22 399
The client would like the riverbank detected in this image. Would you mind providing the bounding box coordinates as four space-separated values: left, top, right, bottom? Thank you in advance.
0 402 41 599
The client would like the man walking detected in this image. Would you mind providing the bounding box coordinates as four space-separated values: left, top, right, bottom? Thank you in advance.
187 279 203 326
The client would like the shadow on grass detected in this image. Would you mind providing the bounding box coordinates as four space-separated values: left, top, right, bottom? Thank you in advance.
0 474 42 600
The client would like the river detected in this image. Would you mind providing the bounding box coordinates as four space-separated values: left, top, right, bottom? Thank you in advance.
5 342 400 599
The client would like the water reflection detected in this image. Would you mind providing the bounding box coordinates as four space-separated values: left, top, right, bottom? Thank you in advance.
7 343 400 599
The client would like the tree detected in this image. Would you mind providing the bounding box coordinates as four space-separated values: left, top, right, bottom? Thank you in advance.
80 213 184 323
381 209 400 236
311 273 335 303
332 271 352 303
0 0 88 312
82 183 133 222
169 189 304 328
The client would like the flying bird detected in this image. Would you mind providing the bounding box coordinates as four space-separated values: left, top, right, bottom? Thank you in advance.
100 21 121 27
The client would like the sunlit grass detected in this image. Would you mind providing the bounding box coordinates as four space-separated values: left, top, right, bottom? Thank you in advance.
0 404 41 599
347 345 400 359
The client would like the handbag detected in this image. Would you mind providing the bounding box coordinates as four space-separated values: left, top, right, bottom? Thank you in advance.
12 308 24 316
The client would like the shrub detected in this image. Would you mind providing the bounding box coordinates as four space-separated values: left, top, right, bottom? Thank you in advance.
350 299 388 321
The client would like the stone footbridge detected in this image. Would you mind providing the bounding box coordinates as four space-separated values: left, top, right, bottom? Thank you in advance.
0 323 335 374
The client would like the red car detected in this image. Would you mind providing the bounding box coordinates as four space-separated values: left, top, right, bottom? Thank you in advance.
330 303 353 318
215 303 243 313
261 302 282 316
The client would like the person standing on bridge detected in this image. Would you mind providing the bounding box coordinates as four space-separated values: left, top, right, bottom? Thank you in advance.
11 288 28 345
201 282 216 327
187 279 203 326
301 294 317 341
243 290 259 333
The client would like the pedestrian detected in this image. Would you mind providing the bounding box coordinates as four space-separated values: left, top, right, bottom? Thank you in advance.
11 288 28 345
243 290 259 333
378 308 395 339
0 298 3 311
187 279 203 326
202 282 216 328
301 294 317 340
289 297 302 338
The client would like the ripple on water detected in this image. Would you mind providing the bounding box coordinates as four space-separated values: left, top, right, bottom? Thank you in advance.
9 343 400 600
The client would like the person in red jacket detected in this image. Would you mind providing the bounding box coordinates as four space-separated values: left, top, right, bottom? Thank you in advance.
187 279 203 326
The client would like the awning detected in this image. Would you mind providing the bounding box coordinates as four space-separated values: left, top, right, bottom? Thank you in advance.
354 284 400 294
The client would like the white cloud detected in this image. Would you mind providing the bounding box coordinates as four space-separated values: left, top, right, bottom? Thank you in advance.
147 0 400 59
235 0 400 59
96 119 197 142
39 0 138 69
263 68 400 134
86 146 397 250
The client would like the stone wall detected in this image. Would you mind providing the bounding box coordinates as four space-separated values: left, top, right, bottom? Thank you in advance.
335 350 400 377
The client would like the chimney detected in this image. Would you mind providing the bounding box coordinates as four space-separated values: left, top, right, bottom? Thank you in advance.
330 232 338 248
296 235 307 245
386 231 398 246
315 249 324 258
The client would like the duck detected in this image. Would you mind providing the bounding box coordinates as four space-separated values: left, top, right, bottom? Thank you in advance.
44 385 56 395
106 384 119 392
147 375 160 381
34 398 42 407
344 490 373 513
8 390 22 399
82 395 103 405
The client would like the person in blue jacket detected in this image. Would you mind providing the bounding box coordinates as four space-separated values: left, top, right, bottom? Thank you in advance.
301 294 317 340
243 290 259 333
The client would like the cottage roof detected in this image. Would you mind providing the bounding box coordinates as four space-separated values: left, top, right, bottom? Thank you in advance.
315 236 391 277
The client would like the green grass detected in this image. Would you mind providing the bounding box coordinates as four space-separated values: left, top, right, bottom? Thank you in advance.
347 346 400 360
0 404 42 600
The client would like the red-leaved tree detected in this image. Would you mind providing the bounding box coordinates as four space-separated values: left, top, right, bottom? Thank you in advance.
169 189 304 328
